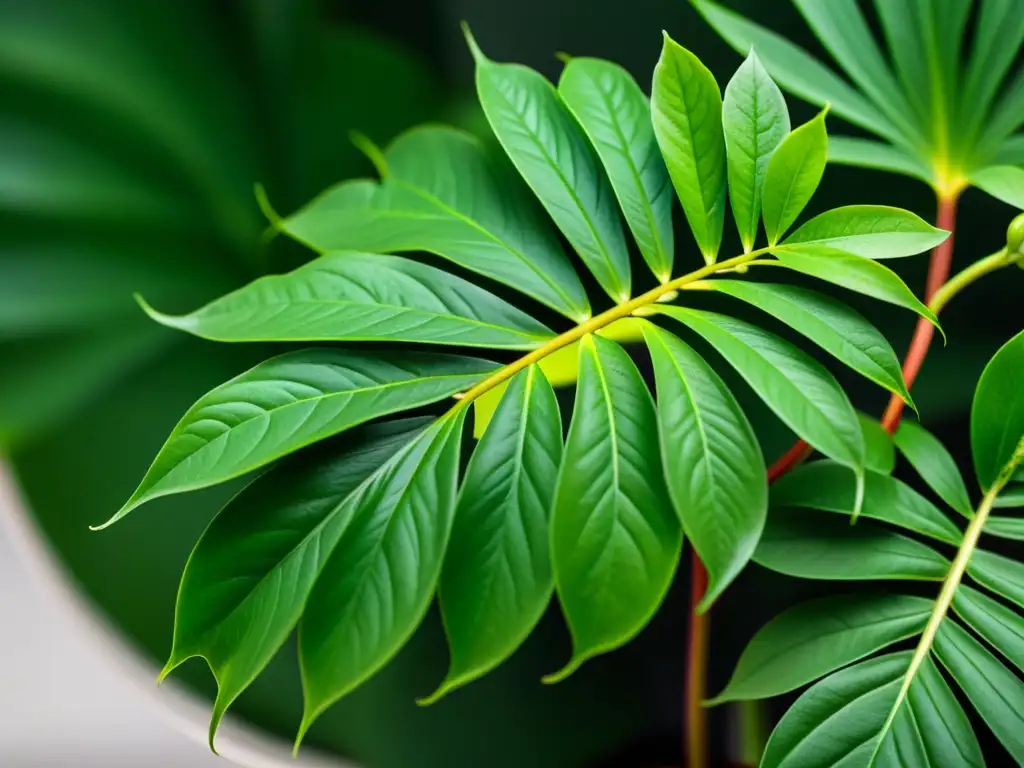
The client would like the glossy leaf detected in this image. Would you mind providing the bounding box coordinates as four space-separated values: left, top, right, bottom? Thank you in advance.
704 280 912 405
160 418 427 745
651 33 726 264
102 350 495 527
548 335 681 680
466 29 631 301
140 252 554 349
994 485 1024 509
985 515 1024 539
894 420 974 518
761 109 828 245
859 413 896 475
722 50 790 252
970 166 1024 210
971 329 1024 490
427 366 562 703
281 126 590 320
952 584 1024 674
968 549 1024 611
783 205 948 259
709 594 930 705
827 137 931 182
559 58 674 281
297 411 465 743
773 244 942 331
642 322 765 611
770 461 962 545
960 0 1024 139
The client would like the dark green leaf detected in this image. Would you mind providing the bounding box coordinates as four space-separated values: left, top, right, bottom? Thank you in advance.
894 420 973 518
872 0 929 125
783 205 948 259
970 166 1024 210
953 584 1024 674
859 413 896 474
761 110 828 245
971 329 1024 490
968 549 1024 611
960 0 1024 140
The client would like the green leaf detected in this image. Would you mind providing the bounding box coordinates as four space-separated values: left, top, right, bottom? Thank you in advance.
859 413 896 474
960 0 1024 140
894 420 974 518
953 584 1024 675
826 137 931 183
872 0 929 125
773 244 942 332
981 68 1024 151
159 418 427 746
971 329 1024 490
968 549 1024 612
426 366 562 703
559 58 675 281
783 205 948 259
703 280 912 405
297 411 465 744
995 135 1024 166
970 165 1024 210
100 350 494 527
755 509 950 581
140 252 554 350
722 50 790 252
651 33 726 264
281 126 590 321
642 322 765 611
985 515 1024 539
709 594 931 705
655 307 865 477
770 461 962 545
995 485 1024 509
547 335 681 681
761 109 828 245
934 619 1024 763
466 28 631 301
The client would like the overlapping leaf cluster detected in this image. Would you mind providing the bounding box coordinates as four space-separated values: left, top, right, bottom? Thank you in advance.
716 330 1024 767
106 28 949 748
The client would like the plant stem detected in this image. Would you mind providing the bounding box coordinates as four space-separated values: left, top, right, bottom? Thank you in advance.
686 553 709 768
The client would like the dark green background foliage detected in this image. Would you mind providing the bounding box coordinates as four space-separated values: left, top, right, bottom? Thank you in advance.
2 1 1020 766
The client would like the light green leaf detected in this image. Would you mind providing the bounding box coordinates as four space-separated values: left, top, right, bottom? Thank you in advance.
970 165 1024 210
281 126 590 321
960 0 1024 140
872 0 929 125
783 205 948 259
655 306 865 476
981 68 1024 150
770 461 962 545
755 509 950 581
995 485 1024 509
466 28 631 301
159 418 427 746
100 350 495 527
651 33 726 264
995 135 1024 166
859 413 896 474
894 420 974 518
547 335 681 681
934 619 1024 764
971 329 1024 490
773 244 942 332
968 549 1024 612
427 366 562 703
642 322 765 611
140 252 554 350
827 137 931 183
709 594 930 705
722 50 790 252
953 584 1024 675
703 280 912 405
297 412 465 744
761 109 828 245
559 58 674 282
985 515 1024 539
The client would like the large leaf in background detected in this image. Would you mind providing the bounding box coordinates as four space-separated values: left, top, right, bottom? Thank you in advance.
970 166 1024 210
297 412 465 744
971 329 1024 489
159 418 428 745
783 205 948 259
465 28 631 301
642 321 766 610
559 57 675 282
548 335 681 681
281 126 590 321
894 420 974 518
140 253 554 349
761 110 828 245
100 349 495 526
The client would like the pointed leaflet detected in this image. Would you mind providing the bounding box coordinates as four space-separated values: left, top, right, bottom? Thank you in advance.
651 33 726 264
722 50 790 252
642 322 766 611
970 166 1024 210
654 307 865 478
281 126 589 321
872 0 929 124
141 253 554 350
101 350 494 527
427 366 562 703
994 485 1024 509
971 329 1024 490
466 29 630 301
297 411 465 744
702 280 911 405
827 137 931 183
967 549 1024 611
710 594 931 705
953 585 1024 675
986 515 1024 539
960 0 1024 139
559 58 674 281
784 205 948 259
894 420 974 518
761 109 828 245
773 244 942 331
548 335 681 680
760 653 983 768
859 413 896 474
160 419 427 746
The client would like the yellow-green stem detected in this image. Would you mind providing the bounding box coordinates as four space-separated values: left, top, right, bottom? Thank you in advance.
928 247 1021 315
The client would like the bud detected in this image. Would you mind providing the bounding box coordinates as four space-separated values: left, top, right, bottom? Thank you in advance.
1008 213 1024 269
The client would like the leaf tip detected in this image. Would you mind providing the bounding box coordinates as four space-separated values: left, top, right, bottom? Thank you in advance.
555 51 573 65
253 182 282 229
349 131 389 179
461 22 487 65
542 656 586 685
134 294 195 334
416 679 458 707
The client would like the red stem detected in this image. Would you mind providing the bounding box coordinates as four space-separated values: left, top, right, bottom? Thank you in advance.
685 553 709 768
